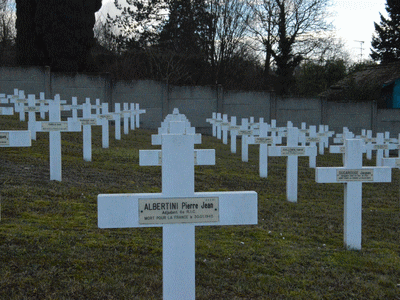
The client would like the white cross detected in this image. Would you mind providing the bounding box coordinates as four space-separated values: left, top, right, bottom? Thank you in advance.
215 112 222 139
228 116 240 154
299 122 309 146
98 120 257 300
316 139 391 250
97 103 113 149
268 127 317 202
114 103 122 140
206 112 217 137
81 98 98 161
248 121 281 178
221 114 230 144
34 95 81 181
365 133 398 166
133 103 146 128
26 94 50 140
305 125 319 168
237 118 252 162
122 103 131 135
317 125 334 154
129 103 136 130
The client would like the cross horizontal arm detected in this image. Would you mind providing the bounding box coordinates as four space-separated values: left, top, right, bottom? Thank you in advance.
98 191 257 229
0 131 31 147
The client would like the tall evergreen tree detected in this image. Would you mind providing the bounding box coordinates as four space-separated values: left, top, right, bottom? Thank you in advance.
15 0 102 71
371 0 400 63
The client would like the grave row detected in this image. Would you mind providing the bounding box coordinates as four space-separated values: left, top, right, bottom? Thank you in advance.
0 89 146 181
206 112 400 169
98 109 394 299
206 112 397 251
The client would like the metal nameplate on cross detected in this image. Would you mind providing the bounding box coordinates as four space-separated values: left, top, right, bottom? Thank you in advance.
98 117 257 300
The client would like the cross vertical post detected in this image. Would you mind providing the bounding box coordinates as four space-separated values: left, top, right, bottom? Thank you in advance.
49 95 62 181
114 103 121 140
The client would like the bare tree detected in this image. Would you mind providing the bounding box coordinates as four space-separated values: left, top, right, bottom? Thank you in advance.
246 0 333 92
207 0 252 85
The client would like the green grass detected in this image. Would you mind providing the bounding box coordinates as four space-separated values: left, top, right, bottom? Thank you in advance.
0 114 399 299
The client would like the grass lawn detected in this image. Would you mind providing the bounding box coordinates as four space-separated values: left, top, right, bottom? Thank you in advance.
0 114 399 299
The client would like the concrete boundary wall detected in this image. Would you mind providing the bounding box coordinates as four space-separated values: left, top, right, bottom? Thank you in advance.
1 66 400 135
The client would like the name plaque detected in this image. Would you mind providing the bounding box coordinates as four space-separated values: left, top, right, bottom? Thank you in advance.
0 132 9 145
220 122 230 126
99 114 113 120
24 106 40 112
254 137 273 144
299 129 309 133
306 137 320 142
139 197 219 224
317 133 327 137
80 118 97 126
364 138 376 143
42 122 69 131
395 159 400 167
15 98 27 103
373 145 389 150
281 147 306 155
336 169 374 181
229 126 241 130
238 130 253 135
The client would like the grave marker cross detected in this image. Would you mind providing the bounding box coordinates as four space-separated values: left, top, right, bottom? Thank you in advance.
316 139 391 250
98 120 257 300
268 127 317 202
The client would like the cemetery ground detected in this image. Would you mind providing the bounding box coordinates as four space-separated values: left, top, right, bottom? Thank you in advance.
0 115 399 300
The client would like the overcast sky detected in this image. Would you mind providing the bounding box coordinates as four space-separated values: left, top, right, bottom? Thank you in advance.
96 0 389 63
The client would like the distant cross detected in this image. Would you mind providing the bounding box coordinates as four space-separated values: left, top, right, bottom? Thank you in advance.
34 95 81 181
206 112 217 137
316 139 391 250
228 116 240 154
221 114 230 144
98 119 257 300
268 127 317 202
97 103 113 149
237 118 252 162
215 113 222 139
365 133 398 166
114 103 122 140
248 121 281 178
305 125 319 168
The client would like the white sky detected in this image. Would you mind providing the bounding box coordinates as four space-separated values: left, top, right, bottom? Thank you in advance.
328 0 387 62
96 0 389 63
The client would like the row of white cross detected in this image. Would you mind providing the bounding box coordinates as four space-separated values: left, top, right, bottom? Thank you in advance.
0 89 146 181
97 109 395 299
98 108 257 300
207 112 395 251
